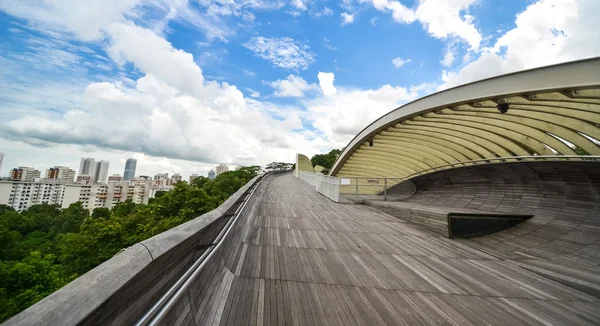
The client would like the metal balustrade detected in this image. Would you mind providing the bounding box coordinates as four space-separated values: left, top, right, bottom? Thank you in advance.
298 171 340 202
298 155 600 203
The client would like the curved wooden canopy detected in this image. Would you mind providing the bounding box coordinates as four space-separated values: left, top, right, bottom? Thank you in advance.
330 58 600 178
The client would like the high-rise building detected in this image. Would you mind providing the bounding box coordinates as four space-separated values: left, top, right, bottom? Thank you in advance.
0 153 4 176
46 166 76 182
10 167 41 181
77 175 93 184
208 169 216 180
0 180 65 212
108 174 123 182
216 164 228 176
153 173 170 187
79 158 96 176
123 158 137 181
94 161 110 183
171 173 182 183
189 174 199 183
62 181 151 211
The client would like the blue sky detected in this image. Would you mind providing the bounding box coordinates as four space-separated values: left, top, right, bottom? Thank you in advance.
0 0 598 178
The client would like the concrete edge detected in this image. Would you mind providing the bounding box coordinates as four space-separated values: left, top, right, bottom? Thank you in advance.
5 243 153 326
4 175 263 326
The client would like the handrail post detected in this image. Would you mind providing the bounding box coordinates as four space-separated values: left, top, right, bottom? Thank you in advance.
384 178 387 201
355 177 358 204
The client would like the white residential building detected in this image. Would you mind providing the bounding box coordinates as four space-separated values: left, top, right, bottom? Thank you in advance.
63 181 150 211
78 158 110 183
0 180 66 212
171 173 182 183
0 179 151 212
10 167 41 181
46 166 76 182
108 174 123 182
189 174 199 183
216 164 229 176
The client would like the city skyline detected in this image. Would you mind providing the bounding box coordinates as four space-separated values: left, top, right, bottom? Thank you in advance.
1 153 239 181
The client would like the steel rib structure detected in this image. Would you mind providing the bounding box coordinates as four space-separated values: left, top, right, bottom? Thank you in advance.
330 58 600 181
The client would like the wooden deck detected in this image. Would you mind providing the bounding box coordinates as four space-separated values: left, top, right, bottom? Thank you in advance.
184 173 600 326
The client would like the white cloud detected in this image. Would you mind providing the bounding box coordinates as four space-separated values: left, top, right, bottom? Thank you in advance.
317 72 337 96
105 22 206 98
243 36 315 71
415 0 481 50
366 0 481 50
0 0 234 42
245 87 260 98
370 0 416 23
292 0 308 11
268 75 316 97
392 57 411 68
0 0 139 41
322 7 333 16
370 17 378 26
441 47 455 66
440 0 600 89
341 12 355 25
1 23 322 166
305 81 424 146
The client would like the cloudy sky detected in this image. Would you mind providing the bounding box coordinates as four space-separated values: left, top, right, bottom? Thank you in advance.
1 0 599 178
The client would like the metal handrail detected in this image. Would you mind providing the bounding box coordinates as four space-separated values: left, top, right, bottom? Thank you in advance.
135 173 265 326
342 155 600 181
335 155 600 202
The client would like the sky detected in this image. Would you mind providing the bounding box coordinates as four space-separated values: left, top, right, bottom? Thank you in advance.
0 0 599 179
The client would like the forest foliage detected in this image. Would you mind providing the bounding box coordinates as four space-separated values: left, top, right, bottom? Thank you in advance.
0 166 261 322
310 149 342 174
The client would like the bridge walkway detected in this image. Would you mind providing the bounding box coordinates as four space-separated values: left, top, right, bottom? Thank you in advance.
197 173 600 326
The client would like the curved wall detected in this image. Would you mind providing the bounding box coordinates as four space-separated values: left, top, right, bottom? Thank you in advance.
331 58 600 179
397 161 600 265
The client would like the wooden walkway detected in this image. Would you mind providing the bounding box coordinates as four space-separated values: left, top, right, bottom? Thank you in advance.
185 173 600 326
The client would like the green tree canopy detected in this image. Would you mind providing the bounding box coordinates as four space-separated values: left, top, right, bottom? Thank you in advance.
310 149 342 170
0 164 261 322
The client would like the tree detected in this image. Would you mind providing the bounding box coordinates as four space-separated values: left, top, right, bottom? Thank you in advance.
91 208 110 219
310 149 342 170
265 162 293 172
50 202 88 235
0 252 73 322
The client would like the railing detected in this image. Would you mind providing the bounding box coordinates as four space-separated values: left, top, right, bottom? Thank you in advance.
315 174 340 202
298 171 340 202
398 155 600 180
136 174 265 326
5 173 267 326
302 155 600 203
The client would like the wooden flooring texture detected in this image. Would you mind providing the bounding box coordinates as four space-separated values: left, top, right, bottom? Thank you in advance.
180 173 600 326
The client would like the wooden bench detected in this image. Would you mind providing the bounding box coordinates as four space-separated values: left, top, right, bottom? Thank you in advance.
365 200 532 238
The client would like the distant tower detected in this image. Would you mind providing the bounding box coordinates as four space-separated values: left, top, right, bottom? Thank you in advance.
79 158 96 176
94 161 110 183
216 164 229 176
0 152 3 176
123 158 137 181
208 169 216 180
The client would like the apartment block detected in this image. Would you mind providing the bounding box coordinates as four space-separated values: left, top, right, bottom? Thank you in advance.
46 166 76 182
0 179 151 212
0 181 65 212
10 167 41 181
